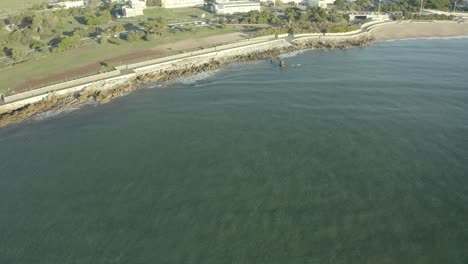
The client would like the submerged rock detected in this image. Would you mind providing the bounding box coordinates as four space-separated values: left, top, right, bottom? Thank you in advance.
0 34 376 127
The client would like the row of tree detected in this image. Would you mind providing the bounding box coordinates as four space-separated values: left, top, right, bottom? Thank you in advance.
335 0 465 12
146 0 162 7
0 3 122 63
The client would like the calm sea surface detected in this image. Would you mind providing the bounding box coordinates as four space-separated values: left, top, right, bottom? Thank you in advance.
1 38 468 264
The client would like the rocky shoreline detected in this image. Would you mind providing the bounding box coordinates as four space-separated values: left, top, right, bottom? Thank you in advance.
0 35 374 128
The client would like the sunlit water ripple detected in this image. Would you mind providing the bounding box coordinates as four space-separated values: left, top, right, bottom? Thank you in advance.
0 38 467 264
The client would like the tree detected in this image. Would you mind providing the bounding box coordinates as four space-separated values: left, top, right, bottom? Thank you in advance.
73 28 88 38
219 18 227 28
248 10 260 23
85 11 111 25
285 8 297 22
270 16 281 25
144 18 167 35
57 35 81 51
31 41 46 50
110 24 125 34
31 12 58 38
299 12 309 21
20 29 39 47
275 0 283 6
258 11 271 24
143 32 153 41
307 6 328 22
355 0 373 11
126 31 144 41
8 31 23 45
99 33 108 44
11 45 28 62
426 0 451 9
334 0 346 8
146 0 162 6
87 25 98 37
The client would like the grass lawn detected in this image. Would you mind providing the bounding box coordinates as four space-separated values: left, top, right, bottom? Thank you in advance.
0 27 238 95
137 7 213 23
0 0 47 14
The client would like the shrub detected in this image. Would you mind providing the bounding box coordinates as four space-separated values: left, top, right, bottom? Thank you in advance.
126 31 145 41
109 38 122 45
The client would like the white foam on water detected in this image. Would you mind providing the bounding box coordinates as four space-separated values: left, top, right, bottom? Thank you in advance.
30 107 80 121
277 49 311 59
29 101 99 122
176 70 220 85
143 70 222 89
144 83 166 89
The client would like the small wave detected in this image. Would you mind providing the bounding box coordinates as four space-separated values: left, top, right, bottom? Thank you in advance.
30 107 80 121
177 70 220 85
28 101 100 122
143 83 166 89
277 49 312 59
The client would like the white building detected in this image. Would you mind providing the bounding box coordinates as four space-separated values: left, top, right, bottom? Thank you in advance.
122 0 146 17
52 0 86 9
260 0 311 5
161 0 205 8
214 0 261 14
260 0 334 6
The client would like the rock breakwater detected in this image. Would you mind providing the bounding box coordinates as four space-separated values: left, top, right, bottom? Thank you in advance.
0 35 373 127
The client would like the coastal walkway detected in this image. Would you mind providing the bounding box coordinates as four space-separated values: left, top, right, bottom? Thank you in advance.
0 19 413 114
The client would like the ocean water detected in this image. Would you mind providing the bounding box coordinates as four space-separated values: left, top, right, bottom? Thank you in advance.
1 39 468 264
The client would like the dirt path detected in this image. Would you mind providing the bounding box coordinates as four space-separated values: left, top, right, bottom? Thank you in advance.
15 63 101 93
16 32 246 91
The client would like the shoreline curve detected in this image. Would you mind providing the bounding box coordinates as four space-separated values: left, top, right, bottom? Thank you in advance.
0 20 467 127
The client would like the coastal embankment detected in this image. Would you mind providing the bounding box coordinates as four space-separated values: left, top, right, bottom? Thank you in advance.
1 20 467 127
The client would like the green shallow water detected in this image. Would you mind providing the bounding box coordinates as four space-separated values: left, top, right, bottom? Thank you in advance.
0 39 468 264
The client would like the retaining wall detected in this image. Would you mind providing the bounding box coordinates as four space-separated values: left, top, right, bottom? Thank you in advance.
123 36 278 70
0 73 136 114
3 70 121 104
0 20 390 116
134 39 289 75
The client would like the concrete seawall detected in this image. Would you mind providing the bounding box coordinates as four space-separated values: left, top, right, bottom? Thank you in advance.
0 20 395 121
3 70 121 104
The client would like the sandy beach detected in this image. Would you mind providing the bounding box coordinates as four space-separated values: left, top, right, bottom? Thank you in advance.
372 21 468 41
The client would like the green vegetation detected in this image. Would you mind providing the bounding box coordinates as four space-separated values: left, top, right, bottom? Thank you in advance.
243 10 282 24
55 35 82 52
244 7 355 36
0 1 242 95
84 10 112 25
0 0 461 96
140 7 213 22
144 17 168 35
0 0 47 14
146 0 162 7
335 0 465 12
0 26 236 95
